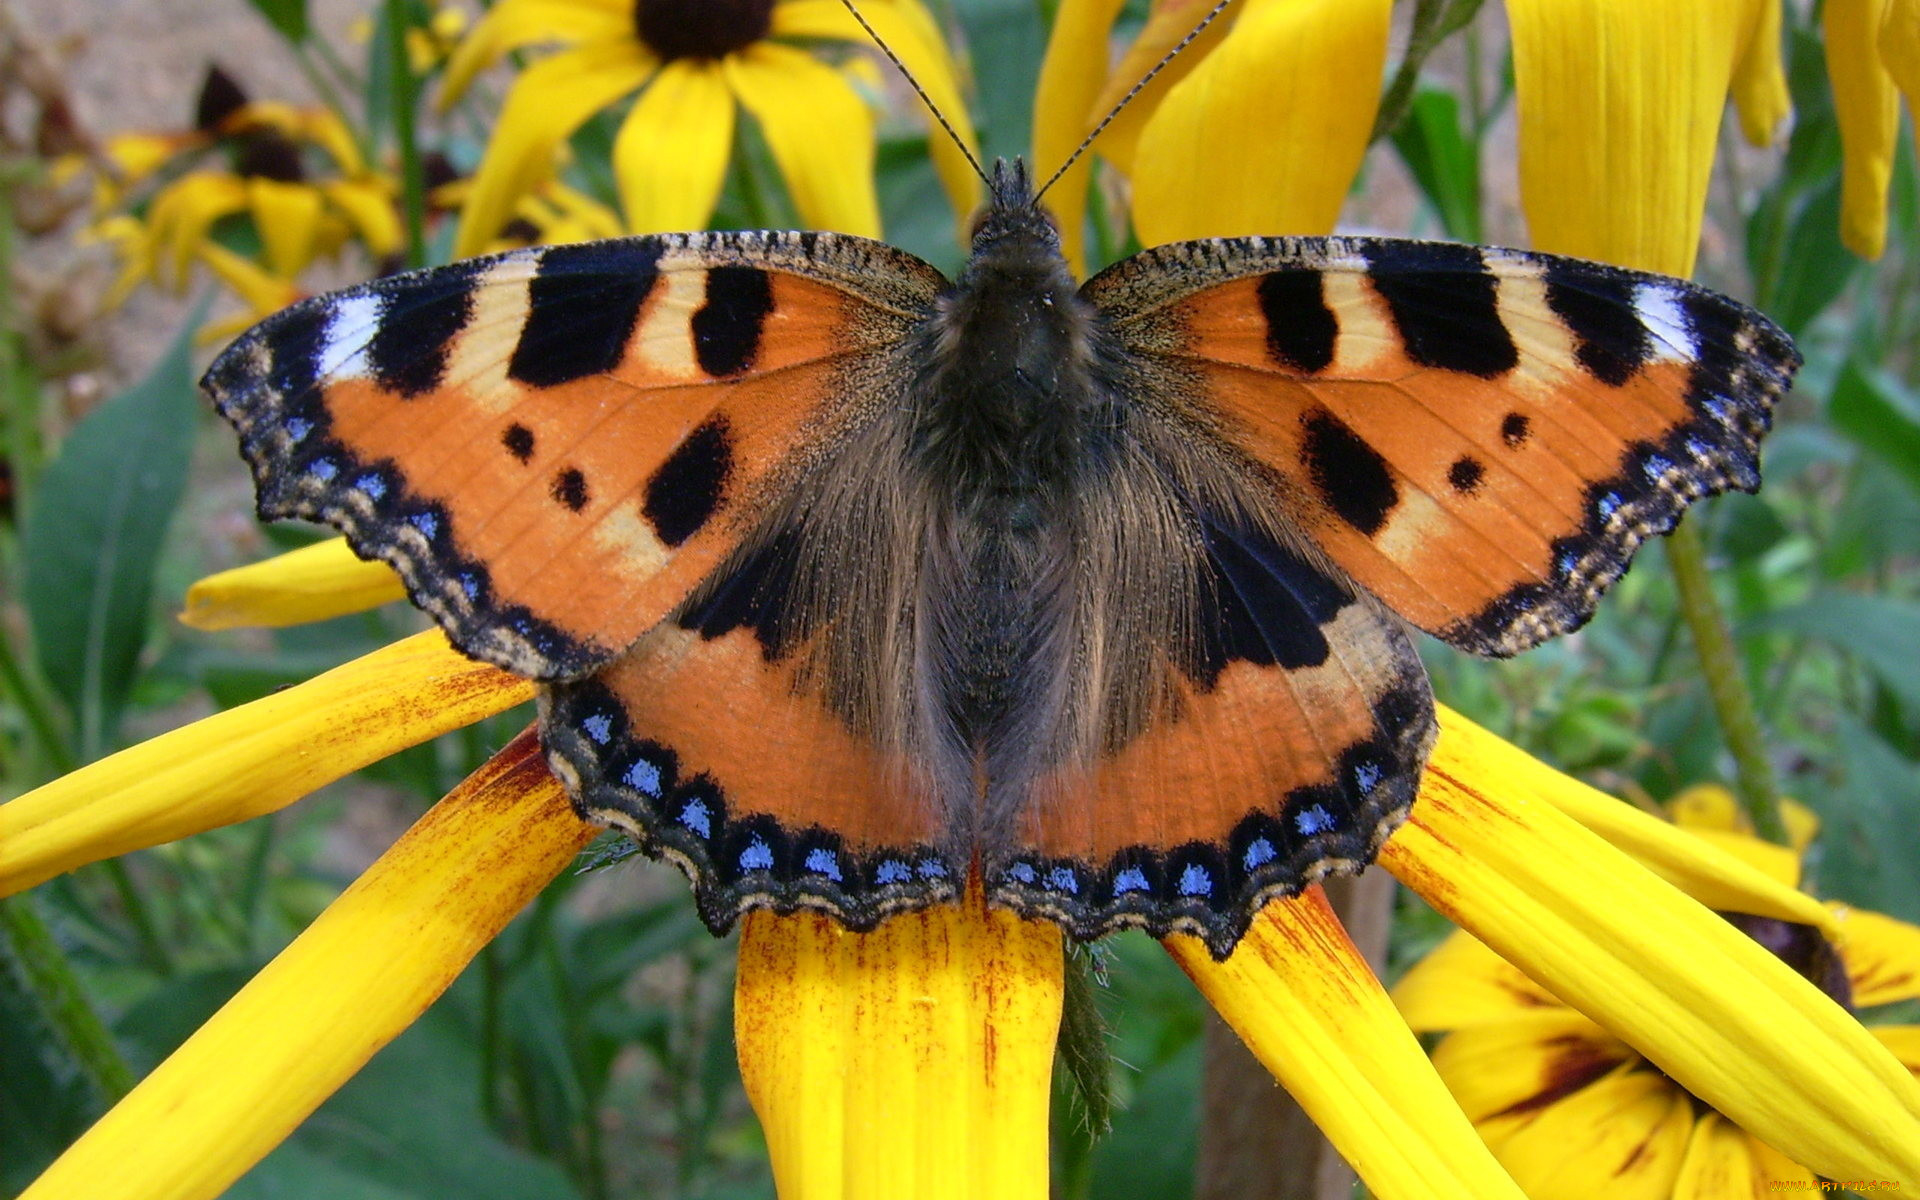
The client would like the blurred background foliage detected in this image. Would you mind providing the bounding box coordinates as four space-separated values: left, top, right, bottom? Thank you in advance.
1 0 1917 1197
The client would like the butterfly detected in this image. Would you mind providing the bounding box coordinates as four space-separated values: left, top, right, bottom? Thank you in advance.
202 158 1797 958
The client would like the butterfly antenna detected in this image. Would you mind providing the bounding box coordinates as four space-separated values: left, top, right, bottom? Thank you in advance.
1033 0 1236 204
839 0 989 188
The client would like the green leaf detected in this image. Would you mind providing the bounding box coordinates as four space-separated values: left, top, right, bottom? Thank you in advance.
1829 359 1920 496
1390 88 1481 242
20 318 199 757
1804 720 1920 923
1748 591 1920 718
247 0 309 43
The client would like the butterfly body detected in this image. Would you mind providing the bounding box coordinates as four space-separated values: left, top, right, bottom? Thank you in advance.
205 159 1797 957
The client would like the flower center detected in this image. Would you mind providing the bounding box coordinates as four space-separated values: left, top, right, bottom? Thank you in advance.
233 131 307 184
1721 913 1853 1012
633 0 774 61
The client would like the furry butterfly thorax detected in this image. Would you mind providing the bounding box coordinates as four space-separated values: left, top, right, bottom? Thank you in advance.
205 154 1798 957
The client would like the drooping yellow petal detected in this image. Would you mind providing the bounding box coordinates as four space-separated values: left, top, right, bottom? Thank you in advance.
438 0 633 108
1732 0 1792 146
725 42 880 237
17 727 597 1200
1427 1010 1633 1124
102 131 198 187
1393 928 1570 1030
1085 0 1234 178
1436 708 1835 933
181 538 407 629
774 0 982 236
1130 0 1389 244
1028 0 1125 273
320 179 403 260
301 108 367 177
1671 1111 1770 1200
1828 0 1901 259
1833 904 1920 1008
735 896 1059 1199
1871 1025 1920 1073
543 180 626 241
147 172 248 287
1380 765 1920 1183
1509 0 1750 274
452 37 654 259
0 631 531 898
1884 0 1920 104
613 59 735 234
1667 781 1821 853
1494 1070 1693 1200
194 241 303 320
1167 889 1530 1200
247 177 327 278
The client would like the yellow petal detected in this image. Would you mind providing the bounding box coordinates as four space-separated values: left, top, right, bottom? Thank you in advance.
725 42 881 237
1732 0 1791 146
1428 1010 1632 1123
1510 0 1749 274
1674 1110 1761 1200
1494 1070 1694 1200
1085 0 1234 178
1751 1132 1822 1187
1167 889 1530 1200
1668 781 1821 853
320 179 403 259
1130 0 1390 243
147 172 248 287
103 131 197 186
193 241 303 319
1829 0 1901 259
1834 904 1920 1008
301 108 367 176
1884 0 1920 104
1870 1025 1920 1074
247 177 326 278
1686 828 1802 888
1393 927 1570 1030
1380 763 1920 1183
613 59 735 234
0 630 532 898
438 0 633 108
180 538 407 629
1028 0 1127 274
17 727 598 1200
544 180 625 240
774 0 982 235
734 897 1059 1199
1437 707 1835 933
452 38 654 259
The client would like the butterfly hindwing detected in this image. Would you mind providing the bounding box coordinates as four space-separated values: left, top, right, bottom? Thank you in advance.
204 231 945 679
1087 236 1798 657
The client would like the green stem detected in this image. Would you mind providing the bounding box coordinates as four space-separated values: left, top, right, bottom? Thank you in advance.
386 0 428 268
0 893 135 1101
0 630 75 778
1371 0 1489 142
1666 522 1788 842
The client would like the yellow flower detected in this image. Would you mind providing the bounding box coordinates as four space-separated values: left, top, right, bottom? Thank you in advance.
429 173 626 253
1828 0 1920 258
9 547 1918 1198
1394 802 1920 1197
439 0 980 256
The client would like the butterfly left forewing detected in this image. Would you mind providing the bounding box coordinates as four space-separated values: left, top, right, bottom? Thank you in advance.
205 232 944 678
1087 237 1798 656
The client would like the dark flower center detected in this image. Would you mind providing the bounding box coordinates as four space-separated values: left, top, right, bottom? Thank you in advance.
233 131 307 184
195 65 249 133
1721 913 1854 1012
633 0 774 61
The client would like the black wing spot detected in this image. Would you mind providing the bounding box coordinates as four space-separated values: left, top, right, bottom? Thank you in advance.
1448 456 1485 494
692 266 774 377
509 240 662 387
552 467 590 512
1543 259 1650 387
1361 241 1518 378
366 260 482 397
502 423 535 462
1302 408 1398 535
643 416 734 547
1501 412 1531 447
1257 269 1337 373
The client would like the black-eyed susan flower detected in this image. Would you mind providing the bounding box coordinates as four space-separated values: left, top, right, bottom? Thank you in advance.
1394 788 1920 1196
439 0 980 255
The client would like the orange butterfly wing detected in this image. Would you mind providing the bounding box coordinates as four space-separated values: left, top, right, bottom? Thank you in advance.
205 233 943 678
1086 237 1798 656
